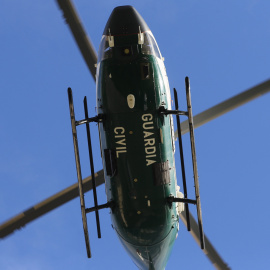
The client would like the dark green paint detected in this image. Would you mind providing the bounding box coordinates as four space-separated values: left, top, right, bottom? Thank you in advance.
96 33 179 270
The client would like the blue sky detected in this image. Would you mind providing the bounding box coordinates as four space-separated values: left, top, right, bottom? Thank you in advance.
1 0 270 269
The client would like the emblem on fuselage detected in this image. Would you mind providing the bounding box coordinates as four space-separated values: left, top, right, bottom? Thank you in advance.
114 127 127 157
142 114 156 166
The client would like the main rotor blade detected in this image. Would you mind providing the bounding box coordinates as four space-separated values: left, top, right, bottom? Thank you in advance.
0 169 229 269
56 0 97 81
180 211 230 270
0 170 104 239
176 79 270 137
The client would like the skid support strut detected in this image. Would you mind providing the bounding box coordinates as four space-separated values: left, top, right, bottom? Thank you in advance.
83 97 101 239
67 88 106 258
185 77 205 249
174 88 191 232
161 77 205 249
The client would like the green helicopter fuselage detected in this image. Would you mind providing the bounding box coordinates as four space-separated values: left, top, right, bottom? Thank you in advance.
96 6 181 270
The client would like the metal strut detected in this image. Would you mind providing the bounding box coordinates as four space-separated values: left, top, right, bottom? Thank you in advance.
84 97 101 239
163 77 205 250
173 88 191 231
185 77 205 249
67 88 108 258
68 88 91 258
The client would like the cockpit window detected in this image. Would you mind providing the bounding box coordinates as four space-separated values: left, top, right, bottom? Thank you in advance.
141 32 162 59
98 32 162 62
98 36 113 63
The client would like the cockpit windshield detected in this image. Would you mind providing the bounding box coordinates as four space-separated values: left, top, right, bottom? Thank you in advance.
97 31 162 63
141 32 162 59
97 36 113 63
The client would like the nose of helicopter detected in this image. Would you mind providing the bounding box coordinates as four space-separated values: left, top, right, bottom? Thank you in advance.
103 6 150 36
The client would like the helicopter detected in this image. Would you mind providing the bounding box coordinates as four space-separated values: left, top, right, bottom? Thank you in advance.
0 0 270 270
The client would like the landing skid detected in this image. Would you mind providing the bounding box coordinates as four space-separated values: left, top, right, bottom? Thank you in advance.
160 77 205 249
67 88 111 258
